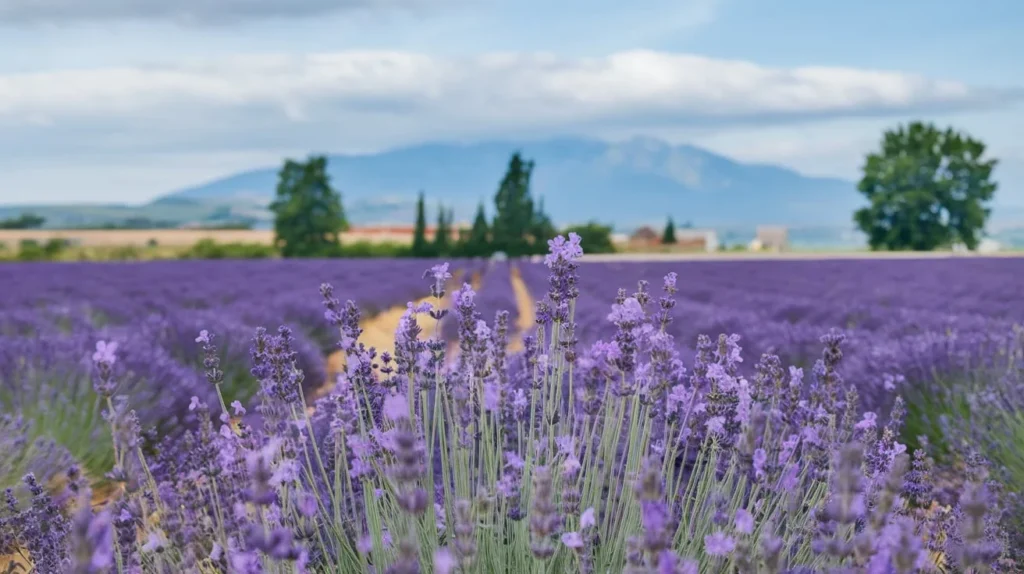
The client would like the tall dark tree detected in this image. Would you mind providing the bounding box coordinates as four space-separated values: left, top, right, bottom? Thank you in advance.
446 207 456 248
270 155 348 257
411 191 430 257
662 217 677 244
433 203 452 255
492 152 536 256
461 202 491 257
854 122 998 251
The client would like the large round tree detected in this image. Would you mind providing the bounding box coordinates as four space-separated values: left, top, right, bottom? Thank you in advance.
854 121 998 251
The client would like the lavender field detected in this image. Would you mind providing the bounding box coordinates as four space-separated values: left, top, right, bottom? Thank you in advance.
2 243 1022 572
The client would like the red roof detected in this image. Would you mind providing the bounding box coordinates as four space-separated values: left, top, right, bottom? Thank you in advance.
348 225 465 235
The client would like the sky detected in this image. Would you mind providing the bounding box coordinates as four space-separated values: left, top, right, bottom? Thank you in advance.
0 0 1022 212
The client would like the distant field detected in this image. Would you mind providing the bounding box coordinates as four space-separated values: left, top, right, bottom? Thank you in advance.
0 228 273 247
0 228 418 247
2 228 1021 260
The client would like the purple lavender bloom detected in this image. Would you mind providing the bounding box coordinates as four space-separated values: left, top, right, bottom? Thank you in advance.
68 504 114 574
704 531 736 557
544 233 583 268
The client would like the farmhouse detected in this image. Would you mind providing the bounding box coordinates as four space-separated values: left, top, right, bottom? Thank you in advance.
626 226 718 252
628 226 660 248
753 226 789 252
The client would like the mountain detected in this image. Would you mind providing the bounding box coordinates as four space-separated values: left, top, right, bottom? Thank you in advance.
0 197 271 230
161 136 864 228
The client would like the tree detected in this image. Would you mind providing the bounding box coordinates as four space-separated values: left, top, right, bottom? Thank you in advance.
411 191 430 257
447 207 456 250
0 213 45 229
433 203 452 255
854 122 998 251
270 156 348 257
529 197 558 254
492 152 536 257
459 202 491 257
563 222 616 254
662 217 677 244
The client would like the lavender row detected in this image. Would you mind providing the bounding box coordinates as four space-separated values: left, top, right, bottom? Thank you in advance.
469 262 520 329
437 260 511 343
0 259 444 344
518 258 1020 413
0 259 469 488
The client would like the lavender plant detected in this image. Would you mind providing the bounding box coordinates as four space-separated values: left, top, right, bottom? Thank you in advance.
0 327 213 489
903 325 1024 558
0 243 1013 573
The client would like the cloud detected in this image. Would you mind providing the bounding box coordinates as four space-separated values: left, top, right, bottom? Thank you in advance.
0 0 444 24
687 120 890 180
0 50 1019 160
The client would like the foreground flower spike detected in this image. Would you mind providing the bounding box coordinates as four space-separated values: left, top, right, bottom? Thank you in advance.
529 466 560 559
91 340 119 397
195 329 225 389
67 501 114 574
381 391 428 520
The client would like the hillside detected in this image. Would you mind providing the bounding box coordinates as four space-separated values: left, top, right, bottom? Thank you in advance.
161 136 863 228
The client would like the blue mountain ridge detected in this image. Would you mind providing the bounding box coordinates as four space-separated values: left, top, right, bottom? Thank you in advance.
161 136 864 228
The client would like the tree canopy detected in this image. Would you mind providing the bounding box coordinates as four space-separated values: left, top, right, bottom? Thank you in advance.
662 217 677 244
270 155 348 258
0 213 45 230
433 204 453 255
458 202 491 257
854 122 998 251
411 191 430 257
564 222 615 254
492 153 541 256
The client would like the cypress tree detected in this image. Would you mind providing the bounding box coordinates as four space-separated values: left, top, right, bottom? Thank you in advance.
433 203 451 255
492 152 535 256
465 202 491 257
411 191 429 257
662 217 677 244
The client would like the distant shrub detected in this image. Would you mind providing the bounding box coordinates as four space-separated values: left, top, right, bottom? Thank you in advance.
15 238 69 261
563 222 616 254
336 240 411 258
146 238 159 247
109 245 142 260
181 238 277 260
0 213 45 229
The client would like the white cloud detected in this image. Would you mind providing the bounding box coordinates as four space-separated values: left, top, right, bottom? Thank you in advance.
0 0 444 24
0 50 1014 152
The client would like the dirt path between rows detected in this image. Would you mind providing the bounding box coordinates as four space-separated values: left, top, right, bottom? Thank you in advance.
322 269 483 388
507 264 536 354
